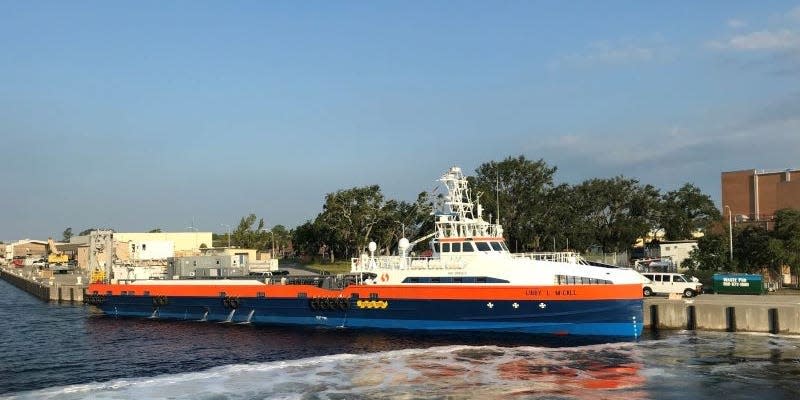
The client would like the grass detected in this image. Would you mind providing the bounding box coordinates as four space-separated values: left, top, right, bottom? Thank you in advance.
305 260 353 275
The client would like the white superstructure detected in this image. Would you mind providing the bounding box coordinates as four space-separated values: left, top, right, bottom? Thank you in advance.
351 166 644 286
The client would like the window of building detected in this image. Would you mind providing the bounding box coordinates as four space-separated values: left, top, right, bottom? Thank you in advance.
142 244 146 251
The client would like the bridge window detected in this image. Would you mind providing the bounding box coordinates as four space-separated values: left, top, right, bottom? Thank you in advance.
442 243 450 252
476 242 491 251
462 242 474 252
490 242 503 251
433 243 440 253
452 243 461 252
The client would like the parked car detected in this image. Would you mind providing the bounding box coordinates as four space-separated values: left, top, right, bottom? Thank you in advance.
641 272 703 298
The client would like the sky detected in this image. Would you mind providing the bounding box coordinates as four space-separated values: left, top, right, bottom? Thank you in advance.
2 1 799 241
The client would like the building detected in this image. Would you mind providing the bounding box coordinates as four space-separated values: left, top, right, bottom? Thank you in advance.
112 232 212 256
69 231 212 272
3 239 48 260
656 240 697 271
721 168 800 227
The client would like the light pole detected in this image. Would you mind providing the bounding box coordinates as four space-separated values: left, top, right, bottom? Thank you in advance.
724 205 733 263
220 224 231 248
262 228 275 259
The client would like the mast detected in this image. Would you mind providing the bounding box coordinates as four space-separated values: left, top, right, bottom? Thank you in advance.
435 167 503 240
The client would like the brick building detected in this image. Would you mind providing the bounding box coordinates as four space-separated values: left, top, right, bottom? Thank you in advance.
721 169 800 227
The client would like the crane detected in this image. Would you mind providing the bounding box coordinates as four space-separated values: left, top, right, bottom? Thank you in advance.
47 238 69 270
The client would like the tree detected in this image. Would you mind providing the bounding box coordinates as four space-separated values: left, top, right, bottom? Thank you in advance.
571 177 661 253
292 220 332 259
230 213 270 250
772 208 800 286
269 224 290 257
684 231 729 272
660 183 720 240
734 225 775 273
62 227 73 242
148 228 162 233
470 156 559 251
318 185 385 259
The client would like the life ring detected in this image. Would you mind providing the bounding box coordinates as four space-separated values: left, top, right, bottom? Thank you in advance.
380 273 389 282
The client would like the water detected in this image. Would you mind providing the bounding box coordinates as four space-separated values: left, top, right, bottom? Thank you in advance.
2 279 800 399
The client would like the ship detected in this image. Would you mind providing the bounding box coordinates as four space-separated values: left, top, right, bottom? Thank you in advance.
86 167 645 340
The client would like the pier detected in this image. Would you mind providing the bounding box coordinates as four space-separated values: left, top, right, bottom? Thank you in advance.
645 294 800 334
0 266 86 303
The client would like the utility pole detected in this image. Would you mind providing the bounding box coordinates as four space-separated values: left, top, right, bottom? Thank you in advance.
724 205 733 264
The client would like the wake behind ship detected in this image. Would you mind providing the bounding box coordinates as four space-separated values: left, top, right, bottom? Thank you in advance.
86 167 645 340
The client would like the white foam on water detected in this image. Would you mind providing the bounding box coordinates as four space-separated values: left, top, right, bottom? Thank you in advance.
7 344 646 400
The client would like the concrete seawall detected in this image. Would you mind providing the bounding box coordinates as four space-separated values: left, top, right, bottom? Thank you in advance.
0 267 85 303
0 268 50 300
645 295 800 334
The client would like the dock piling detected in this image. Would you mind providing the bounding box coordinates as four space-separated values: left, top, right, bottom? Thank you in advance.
725 306 737 332
686 305 697 331
768 308 780 334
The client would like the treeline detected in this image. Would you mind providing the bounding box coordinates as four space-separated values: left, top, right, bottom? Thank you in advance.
211 214 291 256
288 155 720 261
60 154 800 278
686 209 800 278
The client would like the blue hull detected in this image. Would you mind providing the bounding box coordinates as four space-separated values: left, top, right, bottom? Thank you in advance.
94 296 644 340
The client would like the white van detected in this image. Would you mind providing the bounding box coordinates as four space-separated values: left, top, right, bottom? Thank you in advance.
641 272 702 298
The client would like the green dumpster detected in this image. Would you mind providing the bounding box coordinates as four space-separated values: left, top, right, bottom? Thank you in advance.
712 273 765 295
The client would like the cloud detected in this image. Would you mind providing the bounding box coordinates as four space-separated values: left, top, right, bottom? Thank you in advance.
789 6 800 22
523 93 800 197
727 19 748 28
549 38 672 69
708 29 800 50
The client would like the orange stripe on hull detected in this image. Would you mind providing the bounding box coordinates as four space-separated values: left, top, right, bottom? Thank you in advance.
88 283 643 301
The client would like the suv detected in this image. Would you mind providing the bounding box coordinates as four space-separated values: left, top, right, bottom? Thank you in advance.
641 272 702 298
